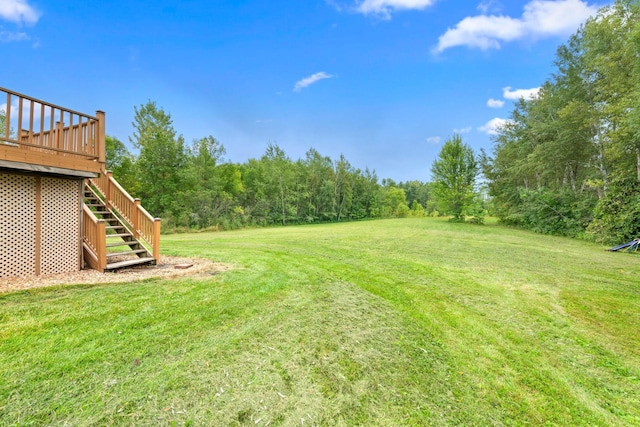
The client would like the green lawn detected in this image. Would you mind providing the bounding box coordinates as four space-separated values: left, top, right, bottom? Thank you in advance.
1 218 639 426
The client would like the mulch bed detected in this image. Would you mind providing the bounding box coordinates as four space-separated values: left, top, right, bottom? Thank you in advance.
0 256 232 294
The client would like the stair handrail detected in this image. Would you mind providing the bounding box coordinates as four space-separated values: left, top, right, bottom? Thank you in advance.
82 204 107 272
89 170 160 260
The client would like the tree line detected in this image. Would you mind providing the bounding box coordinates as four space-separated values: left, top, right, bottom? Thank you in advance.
108 0 640 239
482 0 640 244
107 101 440 230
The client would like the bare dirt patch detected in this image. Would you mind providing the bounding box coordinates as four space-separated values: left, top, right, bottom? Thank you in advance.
0 256 232 294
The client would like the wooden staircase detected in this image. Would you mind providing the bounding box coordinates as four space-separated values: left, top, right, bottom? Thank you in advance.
84 185 155 271
82 171 160 273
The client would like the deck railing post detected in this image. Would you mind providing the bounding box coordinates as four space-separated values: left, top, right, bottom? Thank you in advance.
97 220 107 272
20 130 29 147
96 110 105 165
4 92 11 139
132 199 141 239
105 170 113 210
55 121 64 151
153 218 161 261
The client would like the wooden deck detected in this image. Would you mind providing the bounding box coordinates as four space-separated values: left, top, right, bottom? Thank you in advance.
0 86 105 176
1 86 160 275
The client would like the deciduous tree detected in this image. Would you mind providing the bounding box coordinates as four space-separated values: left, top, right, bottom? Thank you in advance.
130 101 186 219
431 134 479 221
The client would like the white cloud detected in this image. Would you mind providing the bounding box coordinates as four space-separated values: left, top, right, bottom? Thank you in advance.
521 0 597 36
356 0 436 18
294 72 334 92
454 126 472 134
0 0 40 25
487 98 505 108
477 0 502 14
325 0 344 12
0 30 29 42
435 0 599 53
427 136 441 144
436 15 524 51
479 117 511 135
503 86 540 100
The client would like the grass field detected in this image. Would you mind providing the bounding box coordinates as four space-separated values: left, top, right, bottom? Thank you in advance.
1 218 639 426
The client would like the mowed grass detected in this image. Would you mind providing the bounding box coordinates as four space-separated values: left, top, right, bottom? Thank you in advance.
1 218 639 426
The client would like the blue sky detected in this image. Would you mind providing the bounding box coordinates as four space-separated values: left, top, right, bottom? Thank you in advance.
2 0 608 182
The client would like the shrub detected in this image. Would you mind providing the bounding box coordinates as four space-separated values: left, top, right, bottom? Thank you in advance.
587 176 640 244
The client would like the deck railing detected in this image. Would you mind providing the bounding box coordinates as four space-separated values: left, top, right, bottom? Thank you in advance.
0 86 105 169
82 204 107 272
90 171 161 260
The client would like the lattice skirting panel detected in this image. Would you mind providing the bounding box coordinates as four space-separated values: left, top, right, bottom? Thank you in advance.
40 177 81 275
0 173 37 277
1 172 81 278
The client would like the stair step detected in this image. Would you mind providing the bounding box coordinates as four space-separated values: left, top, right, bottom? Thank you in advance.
106 257 156 271
106 241 138 248
106 233 133 238
106 248 149 257
83 182 157 273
